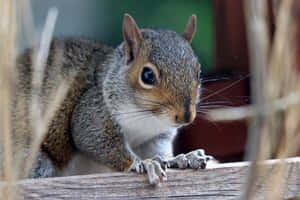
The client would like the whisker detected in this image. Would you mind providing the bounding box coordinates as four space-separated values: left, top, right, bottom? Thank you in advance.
199 74 250 102
114 107 167 122
196 110 210 114
201 73 249 84
199 88 234 104
116 112 153 122
135 95 172 110
120 110 167 125
198 105 233 109
193 111 222 132
135 96 162 105
201 77 231 83
198 101 234 105
199 116 222 132
111 109 155 117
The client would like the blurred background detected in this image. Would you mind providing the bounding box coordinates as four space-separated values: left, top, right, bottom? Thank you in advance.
24 0 213 72
20 0 300 163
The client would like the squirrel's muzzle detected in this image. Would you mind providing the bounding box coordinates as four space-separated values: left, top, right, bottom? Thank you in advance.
174 105 196 125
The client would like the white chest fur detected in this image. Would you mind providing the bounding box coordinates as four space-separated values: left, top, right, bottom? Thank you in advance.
58 105 177 176
116 104 177 148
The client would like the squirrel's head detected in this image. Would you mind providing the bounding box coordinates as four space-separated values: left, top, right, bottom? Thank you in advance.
104 14 201 141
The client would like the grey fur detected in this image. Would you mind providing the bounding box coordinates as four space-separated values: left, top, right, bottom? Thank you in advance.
29 152 56 178
7 16 212 185
103 30 200 117
71 85 136 171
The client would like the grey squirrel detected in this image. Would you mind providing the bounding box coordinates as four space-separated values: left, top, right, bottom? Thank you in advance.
7 14 212 185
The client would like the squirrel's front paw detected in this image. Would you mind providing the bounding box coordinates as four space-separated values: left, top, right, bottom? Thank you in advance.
130 156 167 185
167 149 213 169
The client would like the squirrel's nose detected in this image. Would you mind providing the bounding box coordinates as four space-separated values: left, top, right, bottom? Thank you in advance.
175 108 196 125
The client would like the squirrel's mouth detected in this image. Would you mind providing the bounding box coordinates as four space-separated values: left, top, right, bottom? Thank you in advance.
171 123 189 128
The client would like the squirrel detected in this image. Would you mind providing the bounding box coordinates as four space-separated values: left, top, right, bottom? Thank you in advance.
5 14 212 185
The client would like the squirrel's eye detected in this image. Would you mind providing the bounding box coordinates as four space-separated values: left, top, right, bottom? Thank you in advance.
141 67 156 86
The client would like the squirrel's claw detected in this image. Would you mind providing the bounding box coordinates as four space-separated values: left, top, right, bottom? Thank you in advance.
152 155 168 171
130 157 167 186
143 159 167 185
167 149 212 170
130 158 145 173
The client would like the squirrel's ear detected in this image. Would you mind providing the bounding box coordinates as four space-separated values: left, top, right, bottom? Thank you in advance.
182 15 197 43
123 14 143 64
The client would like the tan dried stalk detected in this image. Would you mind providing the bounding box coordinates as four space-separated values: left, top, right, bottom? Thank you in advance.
242 1 270 199
0 0 17 199
210 0 300 199
15 3 70 182
23 6 59 177
0 1 70 199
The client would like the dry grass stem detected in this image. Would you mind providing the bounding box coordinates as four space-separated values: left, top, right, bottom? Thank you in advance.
24 7 59 176
208 91 300 121
210 0 300 199
1 2 69 200
0 0 17 199
242 0 270 199
17 0 37 48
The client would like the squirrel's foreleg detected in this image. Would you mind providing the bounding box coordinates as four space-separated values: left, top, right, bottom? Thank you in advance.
71 87 166 185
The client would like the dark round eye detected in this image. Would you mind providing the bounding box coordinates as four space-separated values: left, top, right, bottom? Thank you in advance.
141 67 156 85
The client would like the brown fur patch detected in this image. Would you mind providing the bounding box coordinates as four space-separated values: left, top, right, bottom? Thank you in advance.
121 158 134 171
41 77 89 168
14 39 113 169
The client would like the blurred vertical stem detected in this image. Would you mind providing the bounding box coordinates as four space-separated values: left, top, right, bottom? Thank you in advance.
243 0 270 199
0 0 16 199
264 0 298 199
24 7 58 177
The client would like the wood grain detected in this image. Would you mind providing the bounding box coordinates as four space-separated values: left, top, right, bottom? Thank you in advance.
4 158 300 200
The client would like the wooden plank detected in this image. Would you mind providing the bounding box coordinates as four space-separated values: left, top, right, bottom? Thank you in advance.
6 158 300 200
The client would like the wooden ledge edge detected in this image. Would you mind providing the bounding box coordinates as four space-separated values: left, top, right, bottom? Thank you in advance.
0 157 298 200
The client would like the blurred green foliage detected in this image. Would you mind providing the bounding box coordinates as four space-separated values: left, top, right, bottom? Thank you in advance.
101 0 213 71
30 0 213 71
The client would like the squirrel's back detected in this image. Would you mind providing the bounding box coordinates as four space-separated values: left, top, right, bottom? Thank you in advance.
12 38 113 170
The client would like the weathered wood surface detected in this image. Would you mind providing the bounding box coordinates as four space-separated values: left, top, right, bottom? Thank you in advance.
10 158 300 199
